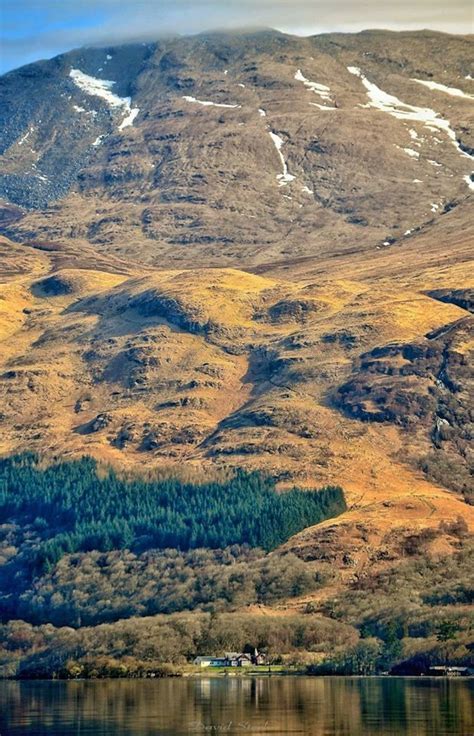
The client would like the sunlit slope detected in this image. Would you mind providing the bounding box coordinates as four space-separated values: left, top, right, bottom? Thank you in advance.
0 229 472 555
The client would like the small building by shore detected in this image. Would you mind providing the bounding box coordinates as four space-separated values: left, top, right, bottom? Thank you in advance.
193 657 228 668
193 649 266 668
427 666 470 677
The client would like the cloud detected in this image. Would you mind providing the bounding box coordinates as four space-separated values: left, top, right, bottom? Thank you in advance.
1 0 472 73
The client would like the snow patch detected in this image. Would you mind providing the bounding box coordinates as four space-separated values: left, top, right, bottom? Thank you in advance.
119 108 139 130
17 129 32 146
258 109 267 117
428 160 442 167
69 68 139 131
73 105 86 113
403 147 420 159
347 66 474 188
93 135 106 147
411 78 474 101
269 132 295 186
295 69 335 109
309 103 338 111
70 69 124 107
413 179 423 183
295 69 331 100
302 185 313 195
106 54 112 61
183 96 240 109
431 203 439 212
464 174 474 190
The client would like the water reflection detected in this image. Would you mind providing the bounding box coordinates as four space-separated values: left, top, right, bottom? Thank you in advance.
0 677 472 736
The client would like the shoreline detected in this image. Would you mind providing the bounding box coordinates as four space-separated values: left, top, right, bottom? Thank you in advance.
2 672 472 682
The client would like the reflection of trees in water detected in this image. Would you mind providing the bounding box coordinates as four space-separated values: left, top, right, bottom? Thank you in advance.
1 678 472 736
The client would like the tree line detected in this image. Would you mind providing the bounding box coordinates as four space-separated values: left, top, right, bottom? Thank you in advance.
0 453 345 610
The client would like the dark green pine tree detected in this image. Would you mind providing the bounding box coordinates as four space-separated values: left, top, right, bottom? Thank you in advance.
0 454 346 571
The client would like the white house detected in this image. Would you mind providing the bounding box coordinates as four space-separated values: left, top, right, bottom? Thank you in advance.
193 650 266 668
193 656 228 668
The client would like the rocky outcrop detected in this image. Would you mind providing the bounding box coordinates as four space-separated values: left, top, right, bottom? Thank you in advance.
335 318 473 500
428 288 474 313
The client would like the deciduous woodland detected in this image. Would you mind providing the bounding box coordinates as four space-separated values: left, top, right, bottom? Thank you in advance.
0 455 472 678
0 538 472 679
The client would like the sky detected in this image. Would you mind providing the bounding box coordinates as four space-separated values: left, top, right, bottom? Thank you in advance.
1 0 473 74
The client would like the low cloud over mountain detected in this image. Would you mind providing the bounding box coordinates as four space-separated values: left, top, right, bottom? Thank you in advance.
2 0 472 72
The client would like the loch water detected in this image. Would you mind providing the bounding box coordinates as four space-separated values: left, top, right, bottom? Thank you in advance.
0 676 473 735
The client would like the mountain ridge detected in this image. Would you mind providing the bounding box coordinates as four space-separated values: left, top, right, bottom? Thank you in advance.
1 29 472 268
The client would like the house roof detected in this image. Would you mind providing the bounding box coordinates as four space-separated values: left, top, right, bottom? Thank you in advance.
225 652 252 659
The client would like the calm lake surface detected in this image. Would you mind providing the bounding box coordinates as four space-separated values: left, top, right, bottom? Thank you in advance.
0 677 472 736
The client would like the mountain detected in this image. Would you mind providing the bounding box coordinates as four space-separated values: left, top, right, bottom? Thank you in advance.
1 29 473 267
0 29 472 677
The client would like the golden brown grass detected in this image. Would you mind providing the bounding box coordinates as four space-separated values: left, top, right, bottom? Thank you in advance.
0 212 472 585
